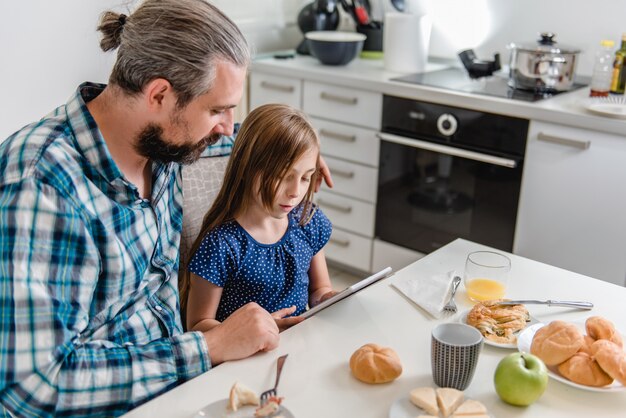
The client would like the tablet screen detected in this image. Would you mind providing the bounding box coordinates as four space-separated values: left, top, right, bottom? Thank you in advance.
300 266 393 319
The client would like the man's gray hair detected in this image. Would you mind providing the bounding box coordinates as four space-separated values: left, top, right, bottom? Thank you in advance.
97 0 250 106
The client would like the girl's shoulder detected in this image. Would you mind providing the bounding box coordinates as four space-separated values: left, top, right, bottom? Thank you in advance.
200 220 246 247
290 203 332 242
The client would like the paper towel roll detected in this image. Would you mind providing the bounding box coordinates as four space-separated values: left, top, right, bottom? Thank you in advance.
383 13 432 73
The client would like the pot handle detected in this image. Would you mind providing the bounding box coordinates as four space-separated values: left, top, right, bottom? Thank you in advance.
538 32 556 45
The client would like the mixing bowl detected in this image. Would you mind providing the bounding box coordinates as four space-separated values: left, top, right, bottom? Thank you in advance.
305 31 366 65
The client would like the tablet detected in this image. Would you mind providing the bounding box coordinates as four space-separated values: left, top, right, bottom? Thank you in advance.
301 266 393 319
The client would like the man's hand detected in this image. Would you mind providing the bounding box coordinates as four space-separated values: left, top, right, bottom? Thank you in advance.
203 302 279 365
271 305 304 332
315 156 334 192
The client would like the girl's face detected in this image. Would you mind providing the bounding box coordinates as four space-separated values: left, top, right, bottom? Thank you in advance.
265 147 318 219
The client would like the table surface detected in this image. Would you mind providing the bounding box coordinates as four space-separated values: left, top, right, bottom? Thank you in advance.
123 239 626 418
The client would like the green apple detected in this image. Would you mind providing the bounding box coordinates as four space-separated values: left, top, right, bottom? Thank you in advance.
494 352 548 406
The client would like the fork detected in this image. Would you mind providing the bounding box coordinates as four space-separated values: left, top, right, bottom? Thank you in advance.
443 276 462 314
260 354 288 405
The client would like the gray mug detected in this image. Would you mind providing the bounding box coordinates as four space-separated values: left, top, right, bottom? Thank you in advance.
431 323 483 390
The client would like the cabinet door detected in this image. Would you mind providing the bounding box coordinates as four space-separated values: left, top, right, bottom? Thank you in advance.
311 117 380 167
249 73 302 110
514 121 626 286
323 156 378 203
303 81 382 129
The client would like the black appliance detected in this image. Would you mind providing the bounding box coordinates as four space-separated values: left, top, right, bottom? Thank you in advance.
391 67 588 102
296 1 341 55
376 96 529 254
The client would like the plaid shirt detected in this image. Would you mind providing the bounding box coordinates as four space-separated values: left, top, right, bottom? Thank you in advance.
0 83 234 417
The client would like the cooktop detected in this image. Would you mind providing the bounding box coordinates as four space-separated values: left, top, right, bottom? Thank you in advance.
391 67 589 102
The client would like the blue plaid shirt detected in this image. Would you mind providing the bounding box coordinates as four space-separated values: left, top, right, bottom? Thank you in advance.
0 83 234 417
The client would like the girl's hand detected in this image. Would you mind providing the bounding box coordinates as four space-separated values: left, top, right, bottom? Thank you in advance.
319 290 338 303
315 156 334 192
271 306 304 332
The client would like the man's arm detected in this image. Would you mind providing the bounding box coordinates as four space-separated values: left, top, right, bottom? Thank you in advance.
0 180 210 417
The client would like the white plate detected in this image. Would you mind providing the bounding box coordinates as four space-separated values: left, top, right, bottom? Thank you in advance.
193 399 295 418
389 394 494 418
583 96 626 119
517 323 626 392
460 309 538 349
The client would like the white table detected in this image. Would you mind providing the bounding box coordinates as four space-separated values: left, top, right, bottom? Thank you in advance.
123 239 626 418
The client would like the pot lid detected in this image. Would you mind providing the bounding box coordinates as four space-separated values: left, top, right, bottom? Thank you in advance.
509 32 581 54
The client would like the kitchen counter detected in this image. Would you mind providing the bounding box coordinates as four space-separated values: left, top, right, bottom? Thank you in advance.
251 55 626 137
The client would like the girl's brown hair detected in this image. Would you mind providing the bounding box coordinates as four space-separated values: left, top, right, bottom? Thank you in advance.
180 104 320 319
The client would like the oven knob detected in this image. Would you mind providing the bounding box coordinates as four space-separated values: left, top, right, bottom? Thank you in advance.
436 113 458 136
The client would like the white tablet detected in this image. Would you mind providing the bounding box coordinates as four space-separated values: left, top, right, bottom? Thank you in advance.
301 266 393 319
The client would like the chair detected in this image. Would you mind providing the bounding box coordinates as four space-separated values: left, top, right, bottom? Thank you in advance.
178 155 229 327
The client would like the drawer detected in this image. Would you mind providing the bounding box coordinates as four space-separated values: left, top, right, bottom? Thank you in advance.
311 117 380 166
323 156 378 203
315 190 375 237
325 228 372 273
303 81 382 129
249 73 302 110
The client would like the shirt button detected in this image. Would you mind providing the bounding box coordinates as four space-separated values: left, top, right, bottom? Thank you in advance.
155 305 163 312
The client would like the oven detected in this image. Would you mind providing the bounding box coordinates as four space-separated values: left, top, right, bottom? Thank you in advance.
375 95 529 254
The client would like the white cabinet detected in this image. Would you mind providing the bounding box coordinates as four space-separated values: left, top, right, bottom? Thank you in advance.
250 72 382 272
514 121 626 286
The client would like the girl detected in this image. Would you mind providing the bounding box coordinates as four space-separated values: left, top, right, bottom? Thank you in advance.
182 104 336 332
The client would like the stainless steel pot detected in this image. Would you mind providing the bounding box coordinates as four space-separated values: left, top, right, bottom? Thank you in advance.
508 32 581 92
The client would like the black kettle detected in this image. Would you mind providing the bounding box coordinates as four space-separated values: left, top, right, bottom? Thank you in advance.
296 0 341 55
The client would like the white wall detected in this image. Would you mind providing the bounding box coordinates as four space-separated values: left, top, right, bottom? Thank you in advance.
0 0 304 141
420 0 625 76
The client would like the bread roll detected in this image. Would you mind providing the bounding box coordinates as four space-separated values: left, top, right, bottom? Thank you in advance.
349 343 402 384
530 320 584 365
586 316 623 347
592 340 626 385
557 352 613 387
578 335 595 355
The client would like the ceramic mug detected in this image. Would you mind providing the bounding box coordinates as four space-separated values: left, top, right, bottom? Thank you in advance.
431 323 483 390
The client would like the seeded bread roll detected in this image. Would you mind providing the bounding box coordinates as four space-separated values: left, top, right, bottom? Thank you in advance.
349 343 402 384
530 320 584 365
592 340 626 385
557 352 614 387
586 316 624 347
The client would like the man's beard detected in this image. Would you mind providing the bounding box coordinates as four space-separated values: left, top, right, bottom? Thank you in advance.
135 124 222 165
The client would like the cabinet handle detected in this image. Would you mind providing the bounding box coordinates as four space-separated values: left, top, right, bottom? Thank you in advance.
260 81 295 93
537 132 590 150
320 92 358 105
319 129 357 143
317 199 353 213
377 132 518 168
328 166 355 179
329 236 350 247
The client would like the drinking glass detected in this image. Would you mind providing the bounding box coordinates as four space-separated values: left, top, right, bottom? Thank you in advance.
464 251 511 302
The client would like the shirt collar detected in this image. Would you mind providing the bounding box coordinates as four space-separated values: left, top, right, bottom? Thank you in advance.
65 82 175 201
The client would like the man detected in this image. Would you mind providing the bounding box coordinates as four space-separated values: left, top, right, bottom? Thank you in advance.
0 1 330 416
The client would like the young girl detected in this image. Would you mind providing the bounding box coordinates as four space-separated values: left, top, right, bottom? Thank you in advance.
182 103 336 332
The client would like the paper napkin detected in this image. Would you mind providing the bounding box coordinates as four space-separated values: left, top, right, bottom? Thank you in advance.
392 270 457 319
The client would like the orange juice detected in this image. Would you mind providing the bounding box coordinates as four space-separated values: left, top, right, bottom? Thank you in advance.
466 278 506 301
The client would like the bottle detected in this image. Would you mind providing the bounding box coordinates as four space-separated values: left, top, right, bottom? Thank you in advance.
590 40 615 97
609 33 626 95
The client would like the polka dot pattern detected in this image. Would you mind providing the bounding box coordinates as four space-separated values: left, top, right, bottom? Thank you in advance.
188 205 332 321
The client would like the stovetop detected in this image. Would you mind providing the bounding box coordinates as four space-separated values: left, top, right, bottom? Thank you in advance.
391 68 588 102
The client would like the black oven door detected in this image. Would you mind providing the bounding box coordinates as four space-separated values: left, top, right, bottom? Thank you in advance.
375 132 523 254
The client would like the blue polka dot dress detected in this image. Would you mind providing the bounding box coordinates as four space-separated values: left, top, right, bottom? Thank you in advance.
188 204 332 321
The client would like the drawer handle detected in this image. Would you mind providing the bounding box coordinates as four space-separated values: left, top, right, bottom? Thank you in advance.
537 132 590 150
260 81 295 93
328 167 355 179
317 199 353 213
329 236 350 247
320 92 358 105
319 129 357 143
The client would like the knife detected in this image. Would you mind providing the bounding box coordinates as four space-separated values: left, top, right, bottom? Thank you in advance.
495 300 593 310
